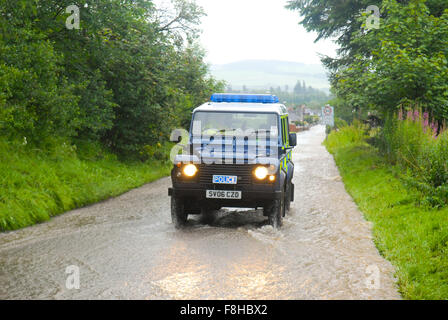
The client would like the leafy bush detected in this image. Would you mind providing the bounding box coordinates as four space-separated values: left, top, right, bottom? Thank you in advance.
0 0 224 156
324 122 369 153
0 28 79 140
304 115 320 125
141 142 173 164
334 117 348 129
324 117 348 136
378 110 448 207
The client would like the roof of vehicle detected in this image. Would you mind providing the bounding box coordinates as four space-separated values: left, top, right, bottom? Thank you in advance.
193 102 288 115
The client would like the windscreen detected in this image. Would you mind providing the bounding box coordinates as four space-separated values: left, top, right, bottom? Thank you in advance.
191 112 279 137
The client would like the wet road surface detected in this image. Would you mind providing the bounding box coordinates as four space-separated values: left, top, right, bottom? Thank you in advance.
0 125 400 299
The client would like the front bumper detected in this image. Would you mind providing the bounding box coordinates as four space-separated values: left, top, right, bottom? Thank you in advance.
169 163 282 208
168 186 282 208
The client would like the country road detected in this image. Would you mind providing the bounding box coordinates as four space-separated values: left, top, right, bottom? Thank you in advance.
0 125 401 299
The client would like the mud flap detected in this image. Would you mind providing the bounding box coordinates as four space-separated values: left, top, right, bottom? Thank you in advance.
290 183 294 202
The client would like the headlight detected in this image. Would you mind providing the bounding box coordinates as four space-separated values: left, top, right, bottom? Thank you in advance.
254 166 268 180
182 164 198 177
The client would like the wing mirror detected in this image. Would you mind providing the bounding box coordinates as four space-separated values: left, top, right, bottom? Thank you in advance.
289 133 297 147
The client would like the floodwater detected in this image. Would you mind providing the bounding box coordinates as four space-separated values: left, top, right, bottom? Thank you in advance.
0 125 401 299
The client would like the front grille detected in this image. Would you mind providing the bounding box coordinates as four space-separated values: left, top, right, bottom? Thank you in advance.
199 164 255 186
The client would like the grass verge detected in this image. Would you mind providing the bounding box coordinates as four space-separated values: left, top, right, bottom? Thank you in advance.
324 127 448 300
0 138 171 232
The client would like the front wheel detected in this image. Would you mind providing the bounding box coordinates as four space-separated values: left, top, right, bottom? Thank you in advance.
171 197 187 229
266 192 285 229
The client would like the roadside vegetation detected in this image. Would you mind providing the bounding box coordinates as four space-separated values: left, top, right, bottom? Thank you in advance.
287 0 448 299
0 0 223 231
288 0 448 126
0 139 172 231
325 123 448 300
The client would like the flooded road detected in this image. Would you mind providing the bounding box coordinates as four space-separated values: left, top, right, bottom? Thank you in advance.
0 125 400 299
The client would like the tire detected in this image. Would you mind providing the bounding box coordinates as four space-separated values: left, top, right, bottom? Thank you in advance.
266 190 285 229
171 196 187 229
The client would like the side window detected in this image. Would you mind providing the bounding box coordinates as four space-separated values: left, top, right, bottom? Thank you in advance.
281 117 287 147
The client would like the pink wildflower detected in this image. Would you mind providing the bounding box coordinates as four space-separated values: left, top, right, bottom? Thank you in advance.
413 110 419 121
431 122 438 138
423 112 429 129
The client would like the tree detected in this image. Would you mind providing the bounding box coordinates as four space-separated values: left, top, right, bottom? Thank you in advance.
155 0 205 40
333 0 448 120
294 80 302 94
0 0 224 156
286 0 447 87
0 0 79 140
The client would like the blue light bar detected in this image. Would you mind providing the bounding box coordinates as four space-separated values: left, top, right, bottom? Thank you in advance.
210 93 279 104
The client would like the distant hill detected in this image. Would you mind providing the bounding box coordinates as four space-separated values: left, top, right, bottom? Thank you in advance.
210 60 329 93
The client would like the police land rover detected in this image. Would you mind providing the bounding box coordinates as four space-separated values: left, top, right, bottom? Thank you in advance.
168 93 296 229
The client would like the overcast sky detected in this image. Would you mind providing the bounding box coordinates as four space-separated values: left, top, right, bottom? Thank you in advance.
193 0 338 66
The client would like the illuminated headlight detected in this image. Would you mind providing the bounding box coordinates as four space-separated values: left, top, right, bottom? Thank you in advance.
254 166 268 180
182 164 198 177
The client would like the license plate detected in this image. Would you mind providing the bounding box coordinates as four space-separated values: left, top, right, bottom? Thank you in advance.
206 190 242 199
212 175 237 184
